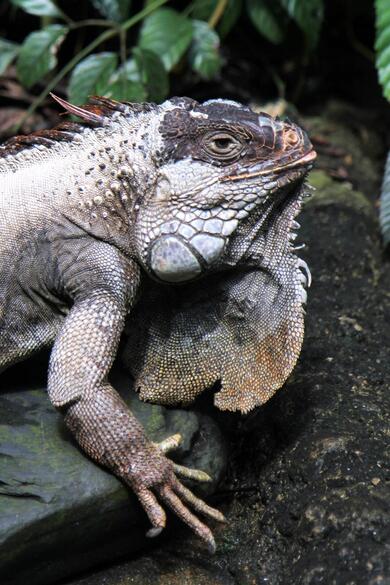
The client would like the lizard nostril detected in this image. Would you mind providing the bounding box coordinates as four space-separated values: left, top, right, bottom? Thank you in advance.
284 129 299 147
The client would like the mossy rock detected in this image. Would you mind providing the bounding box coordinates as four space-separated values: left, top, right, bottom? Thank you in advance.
307 170 376 219
0 370 226 585
304 100 384 198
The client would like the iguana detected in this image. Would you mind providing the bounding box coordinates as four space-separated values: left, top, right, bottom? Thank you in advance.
0 95 315 552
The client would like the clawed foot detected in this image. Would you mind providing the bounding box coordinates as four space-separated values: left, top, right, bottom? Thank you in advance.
132 433 224 553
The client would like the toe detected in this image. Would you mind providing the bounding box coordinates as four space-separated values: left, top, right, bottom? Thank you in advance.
172 478 225 523
159 485 217 553
135 485 167 532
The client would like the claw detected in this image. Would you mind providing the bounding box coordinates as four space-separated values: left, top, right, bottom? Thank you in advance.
173 462 212 482
159 485 218 553
208 536 217 554
157 433 182 454
146 526 163 538
297 257 312 287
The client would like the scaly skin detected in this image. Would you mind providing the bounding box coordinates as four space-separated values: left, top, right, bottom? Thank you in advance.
0 96 315 551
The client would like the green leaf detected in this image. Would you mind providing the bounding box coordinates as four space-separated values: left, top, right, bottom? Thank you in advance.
377 44 390 70
16 25 67 88
376 0 390 29
111 48 168 103
105 79 147 102
90 0 131 22
189 20 222 80
0 38 20 76
138 8 193 71
192 0 243 38
133 47 168 103
246 0 284 44
11 0 63 18
115 58 140 82
191 0 214 19
108 59 147 102
375 0 390 100
68 52 118 105
280 0 324 49
218 0 243 37
376 26 390 54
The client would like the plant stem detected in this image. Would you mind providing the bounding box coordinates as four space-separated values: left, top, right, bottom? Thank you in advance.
69 19 119 31
13 0 170 133
119 28 128 96
52 0 73 25
121 0 169 33
208 0 228 29
182 2 195 17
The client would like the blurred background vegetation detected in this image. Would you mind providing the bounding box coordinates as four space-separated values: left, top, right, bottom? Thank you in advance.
0 0 388 130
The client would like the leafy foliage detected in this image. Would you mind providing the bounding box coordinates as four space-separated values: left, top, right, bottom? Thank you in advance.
138 8 193 71
280 0 324 49
375 0 390 101
16 25 68 88
0 39 20 77
374 0 390 247
132 48 169 103
192 0 242 38
68 52 118 105
11 0 63 18
246 0 284 44
90 0 132 22
108 56 147 103
0 0 327 131
189 20 222 79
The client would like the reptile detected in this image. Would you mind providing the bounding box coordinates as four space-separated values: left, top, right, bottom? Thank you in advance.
0 95 315 552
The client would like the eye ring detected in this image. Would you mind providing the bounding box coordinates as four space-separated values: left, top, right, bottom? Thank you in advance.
202 131 244 160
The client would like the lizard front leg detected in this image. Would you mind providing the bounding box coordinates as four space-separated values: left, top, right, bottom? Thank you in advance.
48 243 223 551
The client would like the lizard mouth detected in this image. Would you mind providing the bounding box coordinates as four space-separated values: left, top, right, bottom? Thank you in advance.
272 149 317 172
220 149 317 182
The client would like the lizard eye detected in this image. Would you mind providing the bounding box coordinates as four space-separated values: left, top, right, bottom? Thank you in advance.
203 131 244 160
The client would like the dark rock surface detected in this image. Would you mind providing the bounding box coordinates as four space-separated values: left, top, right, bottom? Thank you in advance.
0 370 226 585
66 107 390 585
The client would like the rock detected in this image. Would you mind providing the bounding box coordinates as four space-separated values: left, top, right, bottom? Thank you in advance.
68 552 236 585
308 170 376 218
0 368 226 585
304 100 384 197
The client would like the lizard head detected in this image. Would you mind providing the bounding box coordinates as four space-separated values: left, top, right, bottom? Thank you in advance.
126 97 317 413
134 97 315 283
